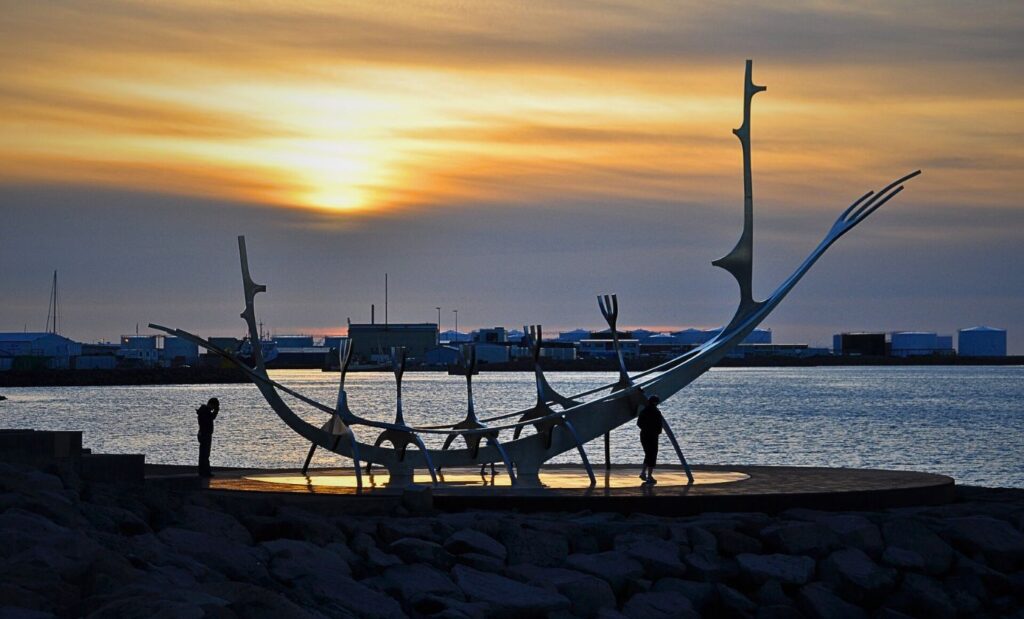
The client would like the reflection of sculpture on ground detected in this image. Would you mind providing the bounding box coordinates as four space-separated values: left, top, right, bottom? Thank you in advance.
151 61 920 490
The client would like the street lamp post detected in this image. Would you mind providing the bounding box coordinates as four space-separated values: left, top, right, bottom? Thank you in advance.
453 309 458 342
435 307 441 344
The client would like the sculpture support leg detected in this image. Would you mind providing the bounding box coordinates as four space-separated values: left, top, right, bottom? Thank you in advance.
604 431 611 471
301 443 317 475
349 433 363 494
661 421 694 484
410 435 439 485
561 419 596 487
486 436 517 486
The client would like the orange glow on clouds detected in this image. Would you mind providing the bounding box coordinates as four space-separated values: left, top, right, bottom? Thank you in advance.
1 1 1021 215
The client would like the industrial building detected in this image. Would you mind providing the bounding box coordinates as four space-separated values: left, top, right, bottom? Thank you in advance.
0 332 82 370
348 323 439 363
889 332 954 357
833 332 887 356
958 326 1007 357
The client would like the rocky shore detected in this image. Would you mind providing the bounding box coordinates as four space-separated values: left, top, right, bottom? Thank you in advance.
2 462 1023 618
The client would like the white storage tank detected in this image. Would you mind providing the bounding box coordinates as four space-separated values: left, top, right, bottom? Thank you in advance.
958 326 1007 357
890 332 938 357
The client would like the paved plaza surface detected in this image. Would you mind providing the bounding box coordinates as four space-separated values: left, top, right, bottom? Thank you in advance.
191 464 955 514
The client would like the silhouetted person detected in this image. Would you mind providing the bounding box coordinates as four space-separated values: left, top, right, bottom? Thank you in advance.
637 395 664 485
197 397 220 477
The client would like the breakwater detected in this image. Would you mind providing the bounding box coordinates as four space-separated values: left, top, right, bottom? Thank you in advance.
2 457 1023 617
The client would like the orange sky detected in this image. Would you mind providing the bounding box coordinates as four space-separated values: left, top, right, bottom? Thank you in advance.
2 1 1023 350
3 1 1021 217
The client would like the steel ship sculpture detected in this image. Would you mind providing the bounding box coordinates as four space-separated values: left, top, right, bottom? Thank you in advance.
151 61 920 490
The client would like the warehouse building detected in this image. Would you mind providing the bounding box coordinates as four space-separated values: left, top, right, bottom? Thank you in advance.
958 326 1007 357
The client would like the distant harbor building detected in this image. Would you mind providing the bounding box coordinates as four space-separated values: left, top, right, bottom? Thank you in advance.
557 329 590 343
958 326 1007 357
162 336 199 367
579 339 641 359
890 332 940 357
273 335 314 348
348 323 438 362
834 332 886 356
0 332 82 370
475 327 507 344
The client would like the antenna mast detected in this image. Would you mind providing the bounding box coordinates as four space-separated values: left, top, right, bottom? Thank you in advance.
45 270 60 334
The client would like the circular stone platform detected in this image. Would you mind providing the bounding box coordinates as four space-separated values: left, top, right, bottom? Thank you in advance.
205 464 955 515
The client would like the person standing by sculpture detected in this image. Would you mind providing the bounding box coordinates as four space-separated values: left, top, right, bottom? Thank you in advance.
196 397 220 477
637 395 664 485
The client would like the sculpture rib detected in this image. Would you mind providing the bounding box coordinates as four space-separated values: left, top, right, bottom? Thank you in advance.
149 60 920 488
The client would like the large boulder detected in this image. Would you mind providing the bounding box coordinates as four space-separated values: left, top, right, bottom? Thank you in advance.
263 538 352 584
622 591 698 619
736 553 815 585
177 505 252 544
369 563 463 608
715 583 757 616
798 583 867 619
508 565 616 618
881 519 954 575
651 578 714 613
715 528 763 556
378 518 443 545
499 525 569 567
619 539 686 579
883 573 956 619
682 549 735 582
157 527 269 583
761 522 840 558
444 529 506 561
452 565 570 618
818 514 884 558
388 537 454 570
942 516 1024 571
565 551 644 595
820 547 897 604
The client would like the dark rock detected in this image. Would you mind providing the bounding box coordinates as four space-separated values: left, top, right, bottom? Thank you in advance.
365 546 402 571
444 529 506 561
455 552 505 574
884 573 956 619
820 547 897 604
881 519 954 575
737 553 815 585
400 484 432 514
370 563 463 606
200 580 346 619
682 549 735 582
500 525 569 567
351 531 377 555
378 518 441 545
685 527 718 553
157 527 269 583
952 554 1011 594
622 591 698 619
761 522 839 558
817 514 883 558
716 583 757 616
262 538 352 586
388 537 455 569
452 565 570 618
652 578 714 612
508 565 616 618
178 505 252 544
798 583 867 619
756 580 793 606
942 516 1024 571
565 551 644 595
716 528 763 556
244 510 340 546
621 539 686 579
755 604 805 619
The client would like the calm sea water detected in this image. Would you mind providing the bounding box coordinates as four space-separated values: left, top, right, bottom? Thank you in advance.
2 367 1022 487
